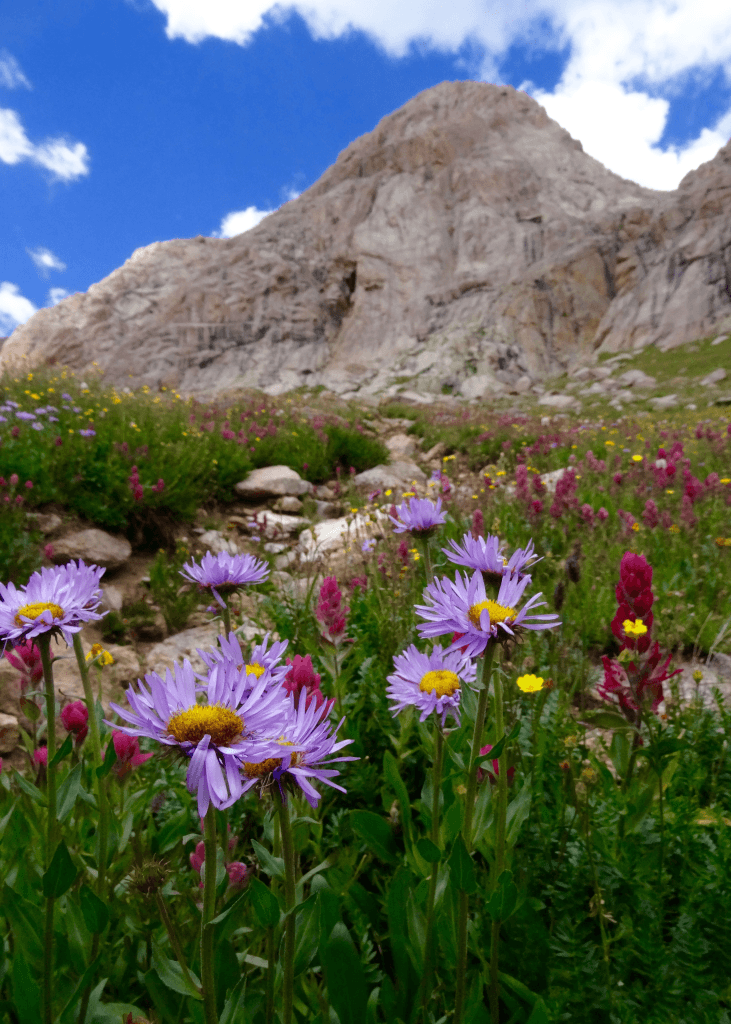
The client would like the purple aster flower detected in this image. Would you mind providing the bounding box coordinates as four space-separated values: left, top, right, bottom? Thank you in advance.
241 697 356 808
198 631 290 692
34 407 47 415
79 429 96 437
443 533 540 584
62 393 72 401
180 551 269 608
0 560 105 647
362 538 377 553
416 570 560 659
387 643 476 726
6 401 19 409
0 416 6 423
48 416 59 423
389 496 447 537
108 657 291 817
32 422 44 431
16 411 36 421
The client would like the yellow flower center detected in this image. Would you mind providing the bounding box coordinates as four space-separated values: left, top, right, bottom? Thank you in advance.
243 757 282 778
245 662 266 678
14 601 64 627
468 600 516 630
516 674 544 693
622 618 648 638
167 705 243 747
419 669 460 697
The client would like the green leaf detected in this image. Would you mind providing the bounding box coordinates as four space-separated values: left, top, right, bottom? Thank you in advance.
208 888 249 927
42 841 78 899
49 733 73 769
383 751 415 852
12 951 40 1024
486 870 519 923
580 710 635 731
351 810 398 864
448 835 476 894
505 782 533 849
96 737 118 779
248 876 280 928
323 923 368 1024
526 997 552 1024
152 942 202 999
251 838 285 879
56 763 84 822
219 977 247 1024
12 769 46 806
366 986 380 1024
475 722 522 765
79 885 109 933
0 801 17 844
2 884 43 965
416 837 442 863
20 696 41 722
293 893 319 977
58 954 104 1024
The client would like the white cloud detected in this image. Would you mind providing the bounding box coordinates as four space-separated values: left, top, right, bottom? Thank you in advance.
0 106 89 181
28 247 67 276
215 205 274 237
48 287 69 306
145 0 731 191
0 282 37 335
0 50 31 90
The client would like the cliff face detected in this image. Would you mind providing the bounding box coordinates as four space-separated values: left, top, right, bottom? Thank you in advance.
2 80 728 399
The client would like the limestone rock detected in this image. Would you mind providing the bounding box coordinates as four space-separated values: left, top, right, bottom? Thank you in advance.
197 529 241 555
235 466 313 500
711 335 729 346
51 641 142 711
143 622 257 678
101 584 124 613
459 374 500 400
700 367 727 386
27 512 63 535
617 368 656 388
649 394 679 410
424 441 447 461
272 495 304 513
298 511 385 561
0 713 20 754
51 529 131 570
353 461 427 491
538 393 577 410
385 433 418 459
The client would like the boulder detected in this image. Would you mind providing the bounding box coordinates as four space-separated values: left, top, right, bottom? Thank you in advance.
143 621 257 679
272 496 304 513
385 433 418 459
353 461 427 491
51 529 131 570
298 511 386 562
538 393 577 410
27 512 63 535
617 369 657 389
700 367 727 386
424 441 447 461
711 335 729 346
648 394 679 410
198 529 241 555
235 465 313 500
101 584 124 613
51 641 143 711
0 712 20 754
459 374 500 401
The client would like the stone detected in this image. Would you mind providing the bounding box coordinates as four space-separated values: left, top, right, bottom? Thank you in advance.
315 500 338 518
353 461 427 491
538 393 577 410
710 653 731 679
272 495 303 513
197 529 240 555
144 622 257 678
711 335 729 346
313 484 335 499
514 374 532 394
101 584 124 613
617 368 657 388
263 542 288 554
424 441 447 461
51 529 131 570
0 713 20 754
459 374 500 401
538 468 570 494
714 395 731 406
298 511 386 561
27 512 63 535
235 465 313 500
700 367 727 386
648 394 679 410
50 641 143 711
385 433 417 459
255 511 307 537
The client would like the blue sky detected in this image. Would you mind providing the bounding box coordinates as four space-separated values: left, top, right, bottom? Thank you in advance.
2 0 730 334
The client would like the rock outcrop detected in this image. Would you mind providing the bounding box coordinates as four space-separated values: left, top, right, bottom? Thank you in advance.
2 80 730 398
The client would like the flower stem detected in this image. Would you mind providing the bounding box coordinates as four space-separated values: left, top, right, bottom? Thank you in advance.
38 635 56 1024
420 721 444 1017
72 635 110 899
454 645 496 1024
420 537 434 585
489 665 508 1024
155 892 200 997
276 789 296 1024
201 807 218 1024
221 603 232 639
265 926 275 1024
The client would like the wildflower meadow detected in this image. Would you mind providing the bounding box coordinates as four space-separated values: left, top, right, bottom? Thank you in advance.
0 366 730 1024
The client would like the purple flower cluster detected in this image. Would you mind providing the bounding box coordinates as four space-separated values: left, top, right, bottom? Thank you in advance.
389 496 447 537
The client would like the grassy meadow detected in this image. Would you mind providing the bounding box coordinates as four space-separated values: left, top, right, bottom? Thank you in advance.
0 355 730 1024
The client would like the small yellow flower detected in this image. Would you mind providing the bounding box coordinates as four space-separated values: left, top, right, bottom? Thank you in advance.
669 524 680 533
666 489 674 494
605 440 615 446
401 491 416 498
623 618 648 638
455 784 467 796
86 643 114 666
384 489 392 497
516 673 544 693
720 478 730 485
631 522 640 532
632 454 643 462
496 470 506 477
693 669 703 683
716 537 731 547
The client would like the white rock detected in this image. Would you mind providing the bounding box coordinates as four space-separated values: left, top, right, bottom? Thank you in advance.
272 495 304 513
700 367 727 387
459 374 499 400
51 529 132 570
617 368 657 388
52 642 142 711
711 335 729 346
539 468 570 494
648 394 679 410
235 465 313 499
101 585 124 613
144 622 256 678
0 712 20 754
298 511 386 561
385 433 417 459
424 441 447 461
354 461 427 490
538 393 577 410
255 511 307 537
198 529 241 555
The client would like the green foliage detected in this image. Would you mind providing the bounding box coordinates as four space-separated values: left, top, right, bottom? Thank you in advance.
147 543 201 635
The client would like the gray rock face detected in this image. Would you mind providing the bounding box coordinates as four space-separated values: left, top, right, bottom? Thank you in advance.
0 81 663 397
353 461 427 490
4 80 730 393
235 465 313 499
51 529 132 570
700 367 727 386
